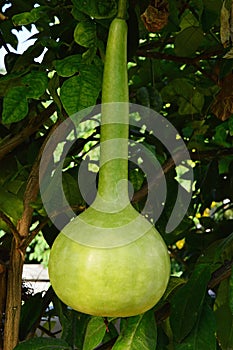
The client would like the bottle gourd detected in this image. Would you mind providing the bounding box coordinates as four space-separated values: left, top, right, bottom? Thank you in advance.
48 0 170 317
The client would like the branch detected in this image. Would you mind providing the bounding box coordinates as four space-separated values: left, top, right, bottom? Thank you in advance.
136 47 224 65
20 218 49 250
0 211 21 243
208 259 233 289
132 147 233 204
191 147 233 160
0 102 56 161
18 121 61 238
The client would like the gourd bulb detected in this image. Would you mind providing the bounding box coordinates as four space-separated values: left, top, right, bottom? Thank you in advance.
49 204 170 317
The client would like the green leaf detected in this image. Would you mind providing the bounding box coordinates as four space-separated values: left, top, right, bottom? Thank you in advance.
213 124 231 148
201 0 222 31
74 21 97 48
22 71 48 99
82 46 98 65
71 6 89 21
62 172 84 207
214 232 233 263
19 293 44 340
214 279 233 349
71 0 117 19
0 20 18 50
190 0 204 19
175 303 216 350
215 303 233 350
112 310 157 350
162 276 186 300
167 0 180 31
179 91 204 115
175 27 204 57
12 6 50 26
0 72 25 97
54 55 82 77
60 64 102 115
161 78 204 115
0 186 23 225
129 168 145 192
57 305 90 349
170 264 212 342
83 317 107 350
13 338 71 350
2 86 28 124
179 10 199 31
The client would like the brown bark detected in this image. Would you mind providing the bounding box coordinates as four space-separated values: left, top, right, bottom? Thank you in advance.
0 264 7 350
3 241 24 350
3 121 60 349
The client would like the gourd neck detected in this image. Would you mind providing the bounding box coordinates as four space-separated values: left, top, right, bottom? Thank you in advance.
96 1 129 207
97 103 129 206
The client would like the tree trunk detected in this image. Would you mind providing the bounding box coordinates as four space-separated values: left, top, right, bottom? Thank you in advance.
3 240 24 350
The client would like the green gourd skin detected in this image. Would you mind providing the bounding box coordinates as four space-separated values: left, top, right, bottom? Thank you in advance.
48 2 170 317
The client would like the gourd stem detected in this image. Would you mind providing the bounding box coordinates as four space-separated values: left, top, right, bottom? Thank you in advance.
97 12 129 204
117 0 127 19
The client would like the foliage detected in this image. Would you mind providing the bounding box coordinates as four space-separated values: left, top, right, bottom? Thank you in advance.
0 0 232 349
25 232 50 267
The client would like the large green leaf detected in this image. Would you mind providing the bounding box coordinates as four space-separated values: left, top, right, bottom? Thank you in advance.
2 70 48 123
162 276 186 300
12 6 50 25
175 303 216 350
179 10 199 31
60 63 102 115
215 303 233 350
170 264 212 342
74 21 97 48
54 55 82 77
13 338 71 350
112 311 157 350
2 86 28 124
215 279 233 349
161 78 204 115
175 27 204 57
71 0 117 19
53 299 90 349
22 71 48 99
0 72 26 97
83 317 107 350
179 91 204 115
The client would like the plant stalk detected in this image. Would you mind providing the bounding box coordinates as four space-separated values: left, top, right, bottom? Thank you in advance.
117 0 127 19
97 2 129 204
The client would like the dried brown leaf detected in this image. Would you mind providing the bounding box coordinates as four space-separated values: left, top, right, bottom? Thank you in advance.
220 0 231 47
211 73 233 121
141 0 169 33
